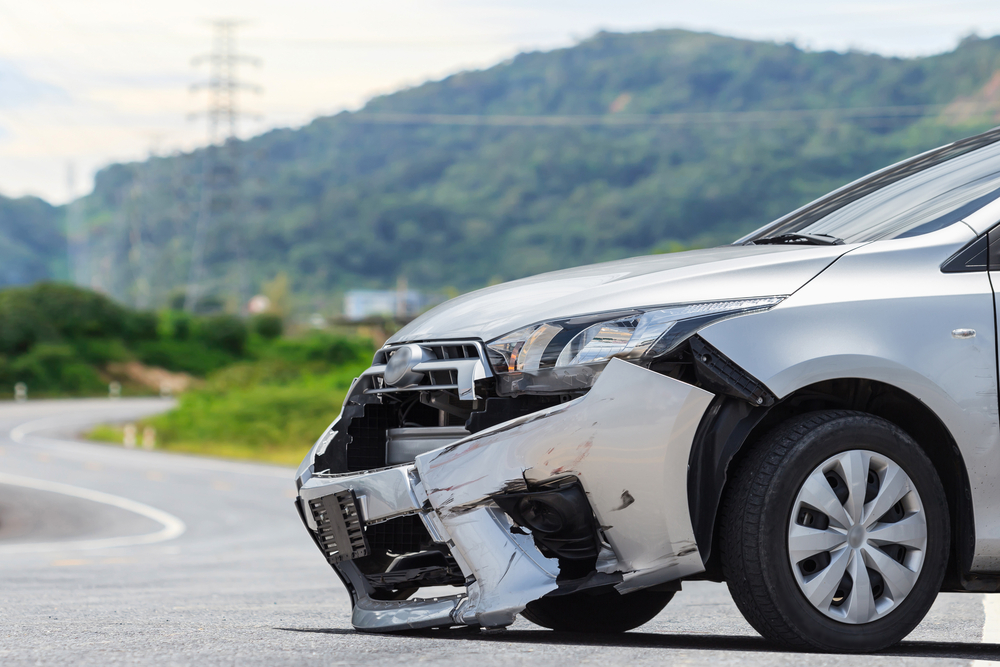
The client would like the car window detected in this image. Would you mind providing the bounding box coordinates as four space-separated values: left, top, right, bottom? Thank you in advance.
746 130 1000 244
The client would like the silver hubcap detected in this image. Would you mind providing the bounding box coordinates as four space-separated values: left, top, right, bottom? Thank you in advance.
787 449 927 624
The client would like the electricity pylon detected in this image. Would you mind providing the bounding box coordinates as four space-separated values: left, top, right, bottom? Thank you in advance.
185 19 260 313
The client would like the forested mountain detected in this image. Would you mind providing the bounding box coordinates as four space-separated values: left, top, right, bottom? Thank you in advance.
16 30 1000 308
0 194 65 287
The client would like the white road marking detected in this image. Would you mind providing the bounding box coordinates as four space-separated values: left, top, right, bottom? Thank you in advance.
0 471 186 553
972 594 1000 667
983 594 1000 643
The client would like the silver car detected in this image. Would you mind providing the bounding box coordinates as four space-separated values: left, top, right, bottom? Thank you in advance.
295 126 1000 652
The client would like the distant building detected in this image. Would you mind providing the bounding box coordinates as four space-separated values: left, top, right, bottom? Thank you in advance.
344 289 431 321
247 294 271 314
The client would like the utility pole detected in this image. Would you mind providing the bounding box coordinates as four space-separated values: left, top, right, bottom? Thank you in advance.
185 19 260 313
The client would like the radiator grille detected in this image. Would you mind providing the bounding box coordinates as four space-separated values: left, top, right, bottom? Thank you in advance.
371 342 485 392
377 342 481 365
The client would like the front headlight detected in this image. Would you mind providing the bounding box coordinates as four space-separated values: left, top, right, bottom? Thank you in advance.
486 297 783 395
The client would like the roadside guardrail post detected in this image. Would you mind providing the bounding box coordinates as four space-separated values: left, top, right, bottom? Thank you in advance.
123 423 137 448
142 427 156 450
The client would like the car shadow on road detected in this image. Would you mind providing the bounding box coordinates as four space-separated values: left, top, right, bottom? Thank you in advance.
275 627 1000 660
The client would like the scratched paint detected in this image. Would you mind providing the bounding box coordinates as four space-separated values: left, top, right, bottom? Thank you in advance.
416 359 714 597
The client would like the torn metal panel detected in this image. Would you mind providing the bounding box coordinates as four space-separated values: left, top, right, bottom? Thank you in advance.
445 507 560 627
299 465 422 527
416 358 714 594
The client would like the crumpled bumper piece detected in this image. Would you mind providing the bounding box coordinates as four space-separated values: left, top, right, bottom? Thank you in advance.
415 359 714 595
352 594 466 632
436 506 561 628
299 465 424 531
298 358 714 631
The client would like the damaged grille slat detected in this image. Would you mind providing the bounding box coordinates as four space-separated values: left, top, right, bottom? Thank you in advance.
309 490 370 564
367 341 488 399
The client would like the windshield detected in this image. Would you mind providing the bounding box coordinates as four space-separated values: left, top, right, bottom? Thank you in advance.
744 127 1000 244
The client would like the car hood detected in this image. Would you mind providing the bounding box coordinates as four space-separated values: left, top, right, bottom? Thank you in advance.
388 243 855 344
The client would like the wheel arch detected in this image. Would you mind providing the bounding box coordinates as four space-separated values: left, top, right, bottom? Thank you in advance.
689 377 974 590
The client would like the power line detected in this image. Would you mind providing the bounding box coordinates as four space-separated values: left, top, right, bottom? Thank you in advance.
243 35 550 48
345 102 1000 127
185 19 260 314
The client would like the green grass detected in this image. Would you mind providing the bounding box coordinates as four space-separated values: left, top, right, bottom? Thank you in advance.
88 359 369 466
88 424 127 445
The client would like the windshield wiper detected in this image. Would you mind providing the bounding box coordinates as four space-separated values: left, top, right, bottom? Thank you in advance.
750 232 845 246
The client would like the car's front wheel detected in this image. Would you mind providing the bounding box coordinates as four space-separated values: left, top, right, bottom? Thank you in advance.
720 410 949 652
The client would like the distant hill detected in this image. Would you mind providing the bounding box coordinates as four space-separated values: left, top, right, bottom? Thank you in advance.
21 30 1000 308
0 194 65 287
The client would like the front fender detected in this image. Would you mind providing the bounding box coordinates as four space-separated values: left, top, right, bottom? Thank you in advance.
699 225 1000 571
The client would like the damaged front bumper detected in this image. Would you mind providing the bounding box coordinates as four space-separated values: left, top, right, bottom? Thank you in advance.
296 358 714 631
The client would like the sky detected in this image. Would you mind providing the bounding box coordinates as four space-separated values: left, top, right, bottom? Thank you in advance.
1 0 999 204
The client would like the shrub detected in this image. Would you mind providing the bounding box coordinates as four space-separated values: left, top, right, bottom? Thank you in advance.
195 314 248 356
72 338 131 365
8 343 104 393
206 360 302 391
265 332 372 366
0 289 49 354
160 310 193 340
28 283 129 340
123 311 159 342
135 339 236 376
252 313 283 340
0 283 133 355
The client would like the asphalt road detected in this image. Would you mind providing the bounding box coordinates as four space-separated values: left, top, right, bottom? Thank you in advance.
1 398 999 666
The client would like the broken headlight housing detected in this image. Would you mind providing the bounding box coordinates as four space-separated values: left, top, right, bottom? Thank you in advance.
486 298 783 395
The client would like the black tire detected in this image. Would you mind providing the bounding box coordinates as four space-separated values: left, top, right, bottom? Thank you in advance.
719 410 950 652
521 589 673 633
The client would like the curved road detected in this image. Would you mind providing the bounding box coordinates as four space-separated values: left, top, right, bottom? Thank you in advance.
0 398 998 666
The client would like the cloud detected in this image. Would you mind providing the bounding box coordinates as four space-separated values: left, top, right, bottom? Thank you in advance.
0 60 70 109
